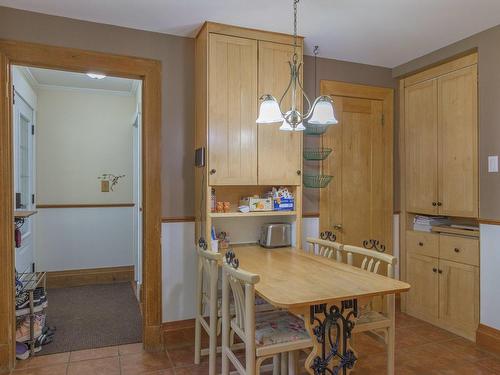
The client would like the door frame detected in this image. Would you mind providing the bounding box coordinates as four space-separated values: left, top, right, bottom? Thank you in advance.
319 80 394 252
0 39 162 372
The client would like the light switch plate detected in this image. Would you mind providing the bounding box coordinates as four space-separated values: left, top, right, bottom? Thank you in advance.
488 155 498 173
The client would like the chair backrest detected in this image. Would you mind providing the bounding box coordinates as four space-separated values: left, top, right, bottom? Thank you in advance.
306 237 344 262
342 245 397 278
196 242 222 303
221 254 260 339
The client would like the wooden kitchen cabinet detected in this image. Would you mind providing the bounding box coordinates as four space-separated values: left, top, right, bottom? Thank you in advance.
207 34 258 185
406 252 439 320
403 54 477 217
257 41 302 185
438 259 479 336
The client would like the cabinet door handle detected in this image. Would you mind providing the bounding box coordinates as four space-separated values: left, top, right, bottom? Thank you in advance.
209 169 216 175
296 170 301 175
418 242 424 247
438 269 443 274
437 202 442 206
432 268 437 273
454 248 460 253
432 202 437 206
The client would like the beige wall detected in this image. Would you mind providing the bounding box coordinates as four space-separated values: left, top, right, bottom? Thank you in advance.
36 89 135 204
0 6 397 217
393 24 500 220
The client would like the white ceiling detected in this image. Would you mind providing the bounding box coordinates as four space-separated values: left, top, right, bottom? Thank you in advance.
2 0 500 67
21 67 138 95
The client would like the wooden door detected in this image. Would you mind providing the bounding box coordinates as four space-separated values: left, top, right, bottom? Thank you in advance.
405 79 439 214
321 96 389 249
208 34 258 185
257 41 302 185
437 65 478 217
438 259 479 332
406 253 439 319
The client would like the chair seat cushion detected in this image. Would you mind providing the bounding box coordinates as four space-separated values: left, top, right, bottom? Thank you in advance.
255 310 310 346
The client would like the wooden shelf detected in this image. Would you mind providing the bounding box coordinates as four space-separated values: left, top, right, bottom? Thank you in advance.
209 211 297 218
14 210 37 219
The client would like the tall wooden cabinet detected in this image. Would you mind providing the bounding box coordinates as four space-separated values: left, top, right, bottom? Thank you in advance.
400 53 479 341
404 58 478 217
195 22 304 248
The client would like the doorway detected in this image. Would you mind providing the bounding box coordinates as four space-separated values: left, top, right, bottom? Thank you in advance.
0 40 162 373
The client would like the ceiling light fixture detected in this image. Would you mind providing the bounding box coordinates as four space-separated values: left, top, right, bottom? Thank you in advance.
256 0 337 131
86 73 106 80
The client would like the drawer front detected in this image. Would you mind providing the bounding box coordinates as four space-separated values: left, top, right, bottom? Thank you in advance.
439 235 479 266
406 230 439 257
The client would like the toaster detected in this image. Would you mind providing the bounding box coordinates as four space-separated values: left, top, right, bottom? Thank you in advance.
259 223 291 248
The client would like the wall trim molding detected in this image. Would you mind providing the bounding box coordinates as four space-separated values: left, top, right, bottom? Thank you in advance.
476 324 500 356
478 218 500 226
46 266 134 289
161 318 195 332
37 203 135 209
161 216 195 223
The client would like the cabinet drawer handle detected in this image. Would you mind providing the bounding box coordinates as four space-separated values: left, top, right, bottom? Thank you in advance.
432 268 437 273
209 169 216 175
418 242 424 247
454 248 460 253
296 170 301 175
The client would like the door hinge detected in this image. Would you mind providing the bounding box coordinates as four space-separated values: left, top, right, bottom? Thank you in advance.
31 194 35 205
12 85 15 104
32 124 35 135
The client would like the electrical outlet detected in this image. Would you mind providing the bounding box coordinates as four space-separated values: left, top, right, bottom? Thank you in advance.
488 155 498 173
101 180 110 192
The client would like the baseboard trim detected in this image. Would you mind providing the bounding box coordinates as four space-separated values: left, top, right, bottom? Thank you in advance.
477 324 500 356
161 318 196 332
47 266 134 288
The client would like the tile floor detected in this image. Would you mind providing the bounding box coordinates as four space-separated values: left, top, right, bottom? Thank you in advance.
12 313 500 374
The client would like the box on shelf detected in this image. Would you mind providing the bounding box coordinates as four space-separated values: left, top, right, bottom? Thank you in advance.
239 197 273 211
273 197 294 211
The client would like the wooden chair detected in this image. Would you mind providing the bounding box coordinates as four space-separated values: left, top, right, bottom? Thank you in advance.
194 241 222 375
305 236 344 261
342 245 398 375
221 251 311 375
195 242 276 375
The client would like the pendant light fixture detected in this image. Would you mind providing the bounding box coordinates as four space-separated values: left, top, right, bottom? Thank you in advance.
256 0 337 131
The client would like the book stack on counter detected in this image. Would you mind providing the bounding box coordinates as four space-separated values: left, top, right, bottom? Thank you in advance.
413 215 450 232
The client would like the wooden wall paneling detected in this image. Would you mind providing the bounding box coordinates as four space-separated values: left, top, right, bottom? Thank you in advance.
404 79 438 214
437 65 478 217
0 39 162 372
208 34 258 185
257 41 302 186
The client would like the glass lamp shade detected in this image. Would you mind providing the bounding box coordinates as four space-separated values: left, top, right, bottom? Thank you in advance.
256 96 284 124
308 97 338 125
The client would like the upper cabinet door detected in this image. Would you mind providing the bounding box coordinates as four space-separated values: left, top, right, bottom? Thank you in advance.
257 41 302 185
208 34 258 185
438 65 478 217
405 79 439 214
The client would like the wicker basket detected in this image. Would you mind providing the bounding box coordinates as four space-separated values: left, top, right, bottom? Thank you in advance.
303 148 332 161
303 174 333 188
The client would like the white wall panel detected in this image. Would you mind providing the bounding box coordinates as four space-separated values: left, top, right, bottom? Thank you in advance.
34 207 134 271
480 224 500 329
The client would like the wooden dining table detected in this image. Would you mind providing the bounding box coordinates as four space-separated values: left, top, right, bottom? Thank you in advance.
231 245 411 375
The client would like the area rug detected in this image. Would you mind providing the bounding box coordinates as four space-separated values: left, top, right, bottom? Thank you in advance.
38 282 142 355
